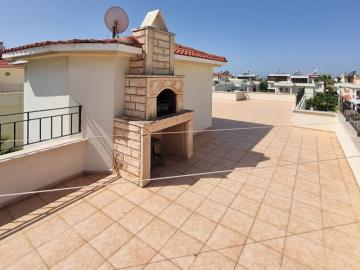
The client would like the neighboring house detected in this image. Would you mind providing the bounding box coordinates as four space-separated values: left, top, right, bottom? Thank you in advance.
0 43 24 145
2 10 227 177
267 71 323 97
212 71 236 92
336 71 360 109
230 71 260 92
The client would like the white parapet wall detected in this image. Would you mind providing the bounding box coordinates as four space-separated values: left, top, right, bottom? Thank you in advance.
0 138 87 206
247 92 296 102
212 91 246 101
291 110 360 186
291 109 337 132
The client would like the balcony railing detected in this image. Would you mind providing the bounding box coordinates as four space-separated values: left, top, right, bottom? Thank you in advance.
0 106 82 153
0 83 24 93
340 98 360 136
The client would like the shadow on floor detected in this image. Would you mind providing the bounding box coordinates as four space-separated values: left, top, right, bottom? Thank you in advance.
0 118 273 240
150 117 273 187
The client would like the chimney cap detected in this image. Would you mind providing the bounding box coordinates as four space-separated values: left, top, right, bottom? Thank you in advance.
140 10 168 32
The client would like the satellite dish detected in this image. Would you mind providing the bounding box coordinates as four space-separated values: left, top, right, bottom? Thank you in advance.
104 6 129 38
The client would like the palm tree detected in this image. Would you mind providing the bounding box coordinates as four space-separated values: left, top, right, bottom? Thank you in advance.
317 74 335 93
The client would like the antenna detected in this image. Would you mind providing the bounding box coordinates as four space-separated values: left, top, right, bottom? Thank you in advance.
104 6 129 38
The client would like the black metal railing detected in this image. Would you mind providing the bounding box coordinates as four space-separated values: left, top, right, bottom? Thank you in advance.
340 98 360 136
0 106 82 152
295 88 305 106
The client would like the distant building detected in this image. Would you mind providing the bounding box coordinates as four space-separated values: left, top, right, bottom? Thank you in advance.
230 71 260 92
336 71 360 109
267 71 323 96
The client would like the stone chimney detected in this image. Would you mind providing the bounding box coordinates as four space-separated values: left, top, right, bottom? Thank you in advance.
129 10 175 75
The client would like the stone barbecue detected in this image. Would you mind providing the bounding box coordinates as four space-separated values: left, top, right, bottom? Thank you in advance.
113 11 193 187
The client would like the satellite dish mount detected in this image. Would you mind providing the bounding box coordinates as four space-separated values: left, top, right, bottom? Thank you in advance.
104 6 129 38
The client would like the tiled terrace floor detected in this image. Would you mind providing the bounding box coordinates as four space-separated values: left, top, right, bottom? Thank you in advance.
1 99 360 269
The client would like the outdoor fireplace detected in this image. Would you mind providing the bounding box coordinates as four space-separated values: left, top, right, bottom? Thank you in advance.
157 89 176 117
113 10 193 187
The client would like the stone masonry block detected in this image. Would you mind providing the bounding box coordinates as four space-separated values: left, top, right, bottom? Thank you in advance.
135 103 146 112
129 78 146 87
131 95 146 103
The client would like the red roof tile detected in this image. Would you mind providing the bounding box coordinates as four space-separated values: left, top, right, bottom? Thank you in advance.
0 59 20 68
175 44 227 62
2 37 227 63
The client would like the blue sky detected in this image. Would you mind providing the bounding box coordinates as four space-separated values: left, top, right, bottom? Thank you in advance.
1 0 359 76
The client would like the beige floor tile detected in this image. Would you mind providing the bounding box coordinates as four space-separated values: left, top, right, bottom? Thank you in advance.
238 242 282 270
220 208 254 236
171 255 197 269
231 194 261 217
107 181 136 196
239 184 266 202
175 190 205 211
97 261 115 270
221 177 246 193
137 218 177 251
284 233 326 269
37 228 84 267
140 194 171 216
109 237 157 269
52 243 104 270
262 191 292 213
207 187 236 206
0 234 33 269
118 207 154 234
257 204 289 230
248 219 286 242
180 213 217 243
59 201 97 226
124 187 153 205
189 250 236 269
287 213 322 235
5 250 47 270
157 204 191 230
195 199 227 223
101 197 136 221
90 223 132 259
325 247 360 270
143 260 181 270
86 189 119 209
25 215 69 248
188 180 216 197
268 182 293 199
157 185 186 201
206 224 246 250
7 196 46 219
160 230 203 259
73 211 113 241
281 256 312 269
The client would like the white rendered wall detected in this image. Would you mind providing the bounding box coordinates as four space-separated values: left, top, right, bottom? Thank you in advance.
69 55 130 172
0 139 86 206
175 61 214 130
0 67 24 84
24 57 71 144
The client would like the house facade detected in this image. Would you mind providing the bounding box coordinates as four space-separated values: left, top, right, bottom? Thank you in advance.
2 10 227 179
267 71 324 97
336 71 360 109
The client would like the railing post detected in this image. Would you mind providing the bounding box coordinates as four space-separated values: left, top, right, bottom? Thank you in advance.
79 106 82 133
27 112 30 145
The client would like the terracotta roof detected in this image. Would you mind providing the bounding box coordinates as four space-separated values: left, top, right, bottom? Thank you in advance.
2 37 142 53
174 44 227 62
2 37 227 63
0 59 20 68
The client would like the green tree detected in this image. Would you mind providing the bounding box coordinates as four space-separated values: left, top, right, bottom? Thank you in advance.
260 79 268 92
0 136 18 155
316 74 335 93
306 90 338 112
